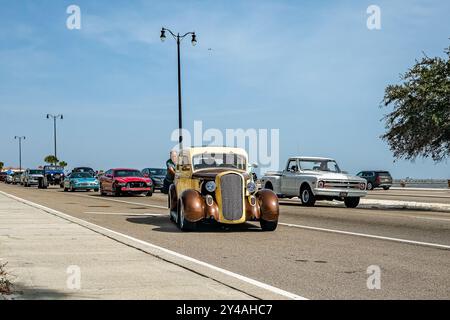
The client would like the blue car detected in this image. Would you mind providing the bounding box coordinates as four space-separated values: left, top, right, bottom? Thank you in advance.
63 172 99 192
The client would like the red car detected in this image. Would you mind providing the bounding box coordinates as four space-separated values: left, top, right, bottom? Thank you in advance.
99 168 153 197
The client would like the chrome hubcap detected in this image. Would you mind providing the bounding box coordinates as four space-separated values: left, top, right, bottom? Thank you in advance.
302 190 309 202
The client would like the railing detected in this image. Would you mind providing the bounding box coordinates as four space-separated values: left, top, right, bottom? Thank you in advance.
393 179 449 189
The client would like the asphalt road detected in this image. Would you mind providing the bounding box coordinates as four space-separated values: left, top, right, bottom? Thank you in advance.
1 183 449 299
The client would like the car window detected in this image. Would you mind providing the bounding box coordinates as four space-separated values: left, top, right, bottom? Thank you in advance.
71 172 93 178
299 160 341 173
192 153 246 171
114 170 143 177
287 160 298 172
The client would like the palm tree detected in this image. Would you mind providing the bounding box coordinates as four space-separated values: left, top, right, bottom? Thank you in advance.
44 155 58 165
58 161 68 168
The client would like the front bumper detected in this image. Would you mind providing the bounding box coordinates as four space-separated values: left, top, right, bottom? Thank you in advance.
119 187 151 193
73 184 99 189
314 188 367 198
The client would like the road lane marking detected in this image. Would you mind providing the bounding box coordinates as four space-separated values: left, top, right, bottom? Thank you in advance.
0 190 306 300
51 191 168 209
85 212 166 216
279 222 450 250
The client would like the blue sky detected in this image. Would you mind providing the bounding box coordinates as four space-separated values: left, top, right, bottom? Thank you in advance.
0 0 449 178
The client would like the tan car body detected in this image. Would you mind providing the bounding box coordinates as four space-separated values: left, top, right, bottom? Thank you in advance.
168 147 279 231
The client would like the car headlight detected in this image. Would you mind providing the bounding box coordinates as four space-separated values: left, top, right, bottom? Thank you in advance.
318 180 325 188
247 181 257 193
205 181 216 193
117 182 126 186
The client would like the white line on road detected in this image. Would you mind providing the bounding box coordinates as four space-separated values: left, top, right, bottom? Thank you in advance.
0 190 306 300
67 192 168 209
85 212 166 216
279 222 450 250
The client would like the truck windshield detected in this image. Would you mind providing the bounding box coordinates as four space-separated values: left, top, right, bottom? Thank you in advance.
299 160 341 173
192 153 246 171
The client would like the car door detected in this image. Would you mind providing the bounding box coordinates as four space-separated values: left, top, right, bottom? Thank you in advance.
281 159 299 195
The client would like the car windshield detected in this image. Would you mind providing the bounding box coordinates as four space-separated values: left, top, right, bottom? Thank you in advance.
149 169 166 175
29 170 44 175
192 153 247 171
299 160 341 173
71 172 93 179
114 170 143 177
74 168 94 173
45 166 63 171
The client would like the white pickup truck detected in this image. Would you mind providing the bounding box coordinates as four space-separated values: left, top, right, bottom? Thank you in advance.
260 157 367 208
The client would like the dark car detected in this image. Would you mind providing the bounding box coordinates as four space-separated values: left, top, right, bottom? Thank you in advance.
43 165 65 186
141 168 167 191
357 171 393 190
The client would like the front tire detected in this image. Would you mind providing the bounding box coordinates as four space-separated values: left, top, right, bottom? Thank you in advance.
146 191 153 197
300 185 316 207
367 182 374 190
260 219 278 231
178 200 196 231
344 197 360 208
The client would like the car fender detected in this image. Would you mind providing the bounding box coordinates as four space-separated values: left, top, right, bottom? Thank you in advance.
180 189 205 223
256 189 279 222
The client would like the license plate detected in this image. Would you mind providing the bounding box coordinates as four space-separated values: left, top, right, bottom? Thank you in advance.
339 192 348 197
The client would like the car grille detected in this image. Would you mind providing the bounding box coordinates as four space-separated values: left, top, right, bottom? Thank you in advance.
128 182 146 188
323 180 361 189
220 173 244 221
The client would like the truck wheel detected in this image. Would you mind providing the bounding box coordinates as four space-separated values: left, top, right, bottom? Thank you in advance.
367 182 374 190
178 200 196 231
300 185 316 206
264 182 273 190
344 197 360 208
260 219 278 231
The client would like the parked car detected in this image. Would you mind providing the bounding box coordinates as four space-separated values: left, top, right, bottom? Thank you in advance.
168 147 279 231
43 165 65 187
12 172 23 184
99 168 153 197
22 169 47 188
142 168 167 191
63 172 99 192
5 174 13 184
72 167 96 176
260 157 367 208
357 171 393 190
0 172 7 183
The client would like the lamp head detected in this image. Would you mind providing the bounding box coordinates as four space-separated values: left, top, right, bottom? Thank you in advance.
160 28 166 42
191 33 197 46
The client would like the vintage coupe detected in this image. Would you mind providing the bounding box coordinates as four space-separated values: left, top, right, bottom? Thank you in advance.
63 172 99 192
168 147 279 231
261 157 367 208
99 168 153 197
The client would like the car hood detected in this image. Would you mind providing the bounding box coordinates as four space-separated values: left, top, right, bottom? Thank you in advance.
301 171 365 182
115 177 150 183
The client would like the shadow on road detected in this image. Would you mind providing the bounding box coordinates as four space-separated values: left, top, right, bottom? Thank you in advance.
126 216 262 233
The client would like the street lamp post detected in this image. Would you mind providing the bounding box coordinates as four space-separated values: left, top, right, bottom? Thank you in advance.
160 27 197 149
46 114 63 161
14 136 26 171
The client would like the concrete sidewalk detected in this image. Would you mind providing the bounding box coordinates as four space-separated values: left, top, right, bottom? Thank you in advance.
0 193 253 300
